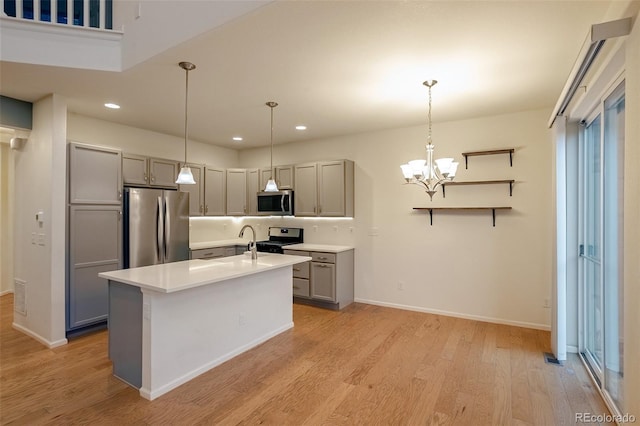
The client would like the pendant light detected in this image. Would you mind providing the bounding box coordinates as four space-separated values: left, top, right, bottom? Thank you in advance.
264 101 279 192
176 61 197 185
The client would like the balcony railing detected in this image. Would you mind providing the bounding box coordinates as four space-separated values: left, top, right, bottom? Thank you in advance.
3 0 113 30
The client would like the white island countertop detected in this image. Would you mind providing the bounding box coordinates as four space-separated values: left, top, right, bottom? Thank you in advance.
285 243 354 253
99 253 311 294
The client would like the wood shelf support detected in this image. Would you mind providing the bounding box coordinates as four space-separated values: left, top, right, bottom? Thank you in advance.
461 148 515 169
413 207 512 227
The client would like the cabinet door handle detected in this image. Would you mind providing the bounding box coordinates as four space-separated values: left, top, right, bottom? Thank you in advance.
118 190 122 200
205 205 208 213
317 264 329 268
151 174 155 183
317 256 327 260
144 173 148 182
313 206 316 213
319 205 322 214
293 286 300 290
199 205 204 213
293 268 300 271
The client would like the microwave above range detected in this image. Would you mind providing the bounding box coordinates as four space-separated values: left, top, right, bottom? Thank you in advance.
257 190 294 216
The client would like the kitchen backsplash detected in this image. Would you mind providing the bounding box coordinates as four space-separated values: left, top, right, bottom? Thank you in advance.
190 216 356 246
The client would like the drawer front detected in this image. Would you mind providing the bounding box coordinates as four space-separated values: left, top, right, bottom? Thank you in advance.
292 261 310 279
311 252 336 263
191 247 225 259
293 278 310 298
223 247 236 257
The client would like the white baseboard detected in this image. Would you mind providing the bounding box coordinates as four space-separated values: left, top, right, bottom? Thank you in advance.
355 298 551 331
0 289 14 296
12 322 68 348
567 345 579 353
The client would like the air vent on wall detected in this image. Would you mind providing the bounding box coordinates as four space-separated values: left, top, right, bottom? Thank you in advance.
14 279 26 315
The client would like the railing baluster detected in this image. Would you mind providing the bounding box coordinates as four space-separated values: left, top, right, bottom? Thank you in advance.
83 0 88 27
34 0 40 21
99 0 105 29
51 0 57 24
16 0 23 18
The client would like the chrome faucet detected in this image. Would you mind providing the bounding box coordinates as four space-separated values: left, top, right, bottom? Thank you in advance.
238 225 258 260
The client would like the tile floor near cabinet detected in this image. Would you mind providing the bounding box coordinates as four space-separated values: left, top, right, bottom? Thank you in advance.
0 294 612 425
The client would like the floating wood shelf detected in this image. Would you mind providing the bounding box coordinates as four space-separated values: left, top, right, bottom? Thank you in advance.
441 179 515 197
461 148 515 169
413 206 512 227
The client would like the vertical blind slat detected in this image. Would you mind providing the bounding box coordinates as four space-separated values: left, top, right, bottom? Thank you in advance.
99 0 105 29
66 0 72 25
51 0 57 23
16 0 23 18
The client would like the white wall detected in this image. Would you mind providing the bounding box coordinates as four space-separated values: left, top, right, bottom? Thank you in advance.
12 94 67 348
67 113 239 168
235 108 553 329
0 142 13 295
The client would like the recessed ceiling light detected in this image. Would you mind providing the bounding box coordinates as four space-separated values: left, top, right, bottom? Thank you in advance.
232 136 243 141
104 103 120 109
295 125 307 130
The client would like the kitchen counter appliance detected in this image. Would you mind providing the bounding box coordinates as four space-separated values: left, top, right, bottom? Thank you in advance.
257 190 294 216
255 227 304 254
124 187 190 268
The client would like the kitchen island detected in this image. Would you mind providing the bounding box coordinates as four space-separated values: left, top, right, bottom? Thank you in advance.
99 253 311 400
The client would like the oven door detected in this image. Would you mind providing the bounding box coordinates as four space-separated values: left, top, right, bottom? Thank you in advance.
257 190 293 215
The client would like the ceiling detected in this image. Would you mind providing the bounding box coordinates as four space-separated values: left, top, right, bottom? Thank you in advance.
0 1 613 149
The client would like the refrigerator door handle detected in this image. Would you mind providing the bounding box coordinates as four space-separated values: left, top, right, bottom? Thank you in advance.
157 196 164 263
164 197 169 260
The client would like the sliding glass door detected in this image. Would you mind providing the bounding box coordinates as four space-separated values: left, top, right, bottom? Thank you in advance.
579 80 625 412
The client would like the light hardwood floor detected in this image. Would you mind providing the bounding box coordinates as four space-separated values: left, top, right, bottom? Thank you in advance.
0 294 612 425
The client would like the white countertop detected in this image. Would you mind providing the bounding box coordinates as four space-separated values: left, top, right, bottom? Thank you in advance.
99 253 311 294
190 238 250 250
284 243 354 253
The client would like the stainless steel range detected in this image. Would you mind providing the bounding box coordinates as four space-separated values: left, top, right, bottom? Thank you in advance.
255 227 304 254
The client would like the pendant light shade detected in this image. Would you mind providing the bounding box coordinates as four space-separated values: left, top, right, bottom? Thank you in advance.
176 61 197 185
176 166 196 184
264 101 279 192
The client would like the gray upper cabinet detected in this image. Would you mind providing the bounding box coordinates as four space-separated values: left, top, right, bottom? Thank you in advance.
149 158 179 188
180 164 204 216
294 163 318 216
318 160 354 217
276 165 295 189
123 154 179 189
205 167 226 216
294 160 354 217
246 169 259 215
69 143 122 205
226 169 247 216
122 154 149 186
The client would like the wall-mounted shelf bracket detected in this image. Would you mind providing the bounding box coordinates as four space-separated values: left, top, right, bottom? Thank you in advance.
442 179 515 197
461 148 515 169
413 207 512 226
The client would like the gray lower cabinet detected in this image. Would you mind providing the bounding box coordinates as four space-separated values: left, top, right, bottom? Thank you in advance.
191 245 247 260
284 249 354 309
68 205 122 330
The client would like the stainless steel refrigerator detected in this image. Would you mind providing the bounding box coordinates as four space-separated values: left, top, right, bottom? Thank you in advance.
123 188 190 268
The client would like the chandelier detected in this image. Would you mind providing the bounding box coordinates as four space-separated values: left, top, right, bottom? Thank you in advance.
400 80 458 200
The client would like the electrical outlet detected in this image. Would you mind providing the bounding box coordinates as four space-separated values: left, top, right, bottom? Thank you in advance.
397 282 404 291
544 298 551 308
31 232 36 244
313 226 318 232
332 226 338 232
349 227 354 233
37 233 45 246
